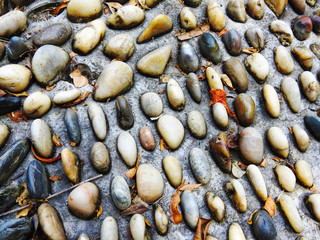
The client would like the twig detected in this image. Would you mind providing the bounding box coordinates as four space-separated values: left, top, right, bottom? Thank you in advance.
0 174 103 218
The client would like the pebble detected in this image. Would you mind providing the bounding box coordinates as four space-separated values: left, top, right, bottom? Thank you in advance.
212 103 229 129
209 133 231 173
289 0 306 14
206 192 225 222
292 46 313 71
299 71 319 102
154 204 168 236
263 84 280 118
117 131 137 167
307 0 316 6
73 19 106 55
180 7 197 30
311 14 320 34
228 222 246 240
90 142 110 174
0 124 9 150
279 194 304 233
53 89 80 105
239 127 263 165
274 46 294 74
111 176 131 210
78 233 90 240
252 209 277 240
104 33 134 61
0 218 33 240
227 0 247 23
67 0 102 23
275 165 296 191
292 124 309 152
295 159 313 188
116 96 134 130
198 33 222 64
64 108 81 146
305 193 320 221
223 58 248 93
206 235 218 240
181 190 199 230
130 214 147 240
225 179 247 213
265 0 287 18
245 27 265 50
23 92 51 118
136 164 164 203
0 97 21 116
189 147 211 184
0 184 20 213
33 23 72 46
304 115 320 141
207 1 225 31
101 216 118 240
0 10 27 37
0 64 31 92
88 102 108 141
61 148 80 184
292 16 312 41
246 164 268 201
145 0 163 8
32 45 70 86
157 114 184 150
31 119 53 158
0 138 30 186
68 182 100 219
244 53 269 83
234 93 255 127
270 20 293 46
139 126 155 151
281 77 300 113
107 5 144 29
186 73 202 103
267 127 289 158
247 0 265 19
162 155 182 188
7 36 28 62
184 0 201 7
38 203 66 240
206 67 223 90
179 42 199 73
137 45 172 77
187 110 206 139
94 61 133 101
140 92 163 117
222 29 242 56
167 78 185 111
26 160 50 199
137 14 172 43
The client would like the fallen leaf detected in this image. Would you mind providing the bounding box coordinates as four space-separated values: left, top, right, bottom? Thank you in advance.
61 91 92 108
106 2 123 14
219 74 235 91
70 69 89 88
46 85 56 91
203 220 212 238
69 51 78 58
310 184 317 192
260 158 267 168
121 203 151 216
175 65 186 75
178 0 184 4
288 127 293 134
170 179 186 224
6 91 28 97
242 47 259 54
49 176 62 181
227 134 239 149
31 144 61 163
180 183 201 191
248 210 259 225
50 2 68 15
52 134 62 147
175 24 210 41
159 75 169 84
144 217 151 227
197 74 206 81
17 182 31 206
15 204 33 218
71 107 77 112
127 227 134 240
160 139 164 151
200 61 212 72
126 155 141 179
95 206 103 219
193 217 211 240
218 29 228 37
104 7 109 14
128 0 138 5
0 90 6 97
272 157 285 163
157 90 165 94
7 111 28 123
264 195 276 217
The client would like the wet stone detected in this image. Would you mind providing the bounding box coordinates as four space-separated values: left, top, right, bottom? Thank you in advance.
265 0 288 18
187 110 206 139
140 92 163 117
116 96 134 130
104 33 135 61
90 142 110 174
178 42 199 73
189 147 211 184
304 115 320 141
111 176 131 211
26 160 50 199
33 23 72 46
65 108 81 146
212 103 229 130
139 126 155 151
289 0 306 14
275 46 294 75
234 93 255 127
222 29 242 56
186 73 202 103
7 36 28 62
198 33 222 64
0 10 27 37
299 71 319 102
270 20 293 46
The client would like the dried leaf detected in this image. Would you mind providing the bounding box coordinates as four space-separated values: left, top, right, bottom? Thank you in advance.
237 162 247 170
227 134 239 149
126 155 141 179
170 179 186 224
104 7 109 14
31 144 61 163
95 206 103 219
157 90 165 94
46 85 56 91
128 0 139 5
248 210 259 225
160 75 169 84
106 2 123 14
15 204 33 218
288 127 293 134
52 134 62 147
200 61 212 72
175 65 186 75
61 91 92 108
260 158 267 168
263 195 276 217
193 217 211 240
203 220 212 238
70 69 89 88
310 184 317 192
218 29 228 37
17 182 31 206
121 203 151 216
7 111 28 123
144 217 151 227
50 2 68 15
178 0 184 4
180 183 201 191
242 47 259 54
175 24 210 41
272 157 285 163
71 107 77 112
69 51 78 58
6 91 28 97
49 176 62 181
160 139 164 151
197 74 206 81
0 90 6 97
220 74 235 91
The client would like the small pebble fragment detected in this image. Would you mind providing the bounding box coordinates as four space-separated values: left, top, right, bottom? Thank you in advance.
239 127 263 165
136 164 164 203
289 0 306 14
31 119 53 158
137 14 172 43
305 193 320 221
140 92 163 117
7 36 28 62
222 29 242 56
139 126 155 151
104 33 134 61
53 89 80 105
198 33 222 64
275 47 294 75
107 5 144 30
90 142 110 174
181 190 199 230
0 10 27 37
33 23 72 47
295 160 313 188
206 67 223 90
246 165 267 201
26 160 50 199
292 16 313 41
111 176 131 210
189 147 211 184
61 148 80 184
244 53 269 83
163 155 182 188
0 218 33 240
180 7 197 30
223 58 248 93
247 0 265 19
228 222 246 240
154 204 168 236
23 92 51 118
267 127 289 158
88 102 108 141
67 0 102 23
187 110 206 139
252 209 277 240
225 179 247 213
274 165 296 191
209 133 231 173
304 115 320 141
145 0 163 8
292 124 309 152
234 93 255 127
205 192 225 222
299 71 319 102
265 0 288 18
116 96 134 130
212 103 229 129
0 184 20 213
227 0 247 23
245 27 265 50
0 124 10 150
68 182 100 219
184 0 201 7
117 131 137 167
263 84 280 118
270 20 293 46
101 216 118 240
65 108 81 146
206 235 218 240
281 77 300 112
207 2 225 31
178 42 199 73
130 214 147 240
186 73 202 103
292 46 313 70
78 233 90 240
0 64 31 93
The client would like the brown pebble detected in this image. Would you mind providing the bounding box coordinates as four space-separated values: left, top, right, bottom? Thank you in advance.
139 126 155 151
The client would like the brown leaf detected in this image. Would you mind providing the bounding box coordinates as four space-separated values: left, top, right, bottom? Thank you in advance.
6 91 28 97
144 217 151 227
178 0 184 4
310 184 317 192
170 179 186 224
220 74 235 91
7 111 28 123
49 176 62 181
121 203 151 216
248 210 259 225
157 90 165 94
15 204 33 218
175 65 186 75
127 227 134 240
69 51 78 58
94 206 103 219
70 142 76 147
104 7 109 14
237 162 247 170
218 29 228 37
70 69 89 88
180 183 201 191
52 134 62 147
46 85 56 91
61 91 92 108
260 158 267 168
17 182 31 207
50 2 68 15
193 217 211 240
272 157 285 163
106 2 123 14
288 127 293 134
159 75 169 84
175 24 210 41
263 195 276 217
126 155 141 179
242 47 259 54
197 74 206 81
31 145 61 163
0 90 6 97
160 139 165 151
227 134 239 149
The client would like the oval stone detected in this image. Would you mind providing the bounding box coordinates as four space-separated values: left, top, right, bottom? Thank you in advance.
107 5 144 30
0 64 31 93
304 115 320 141
0 97 21 116
246 165 268 201
305 193 320 222
130 214 146 240
212 103 229 129
295 159 313 188
0 124 10 150
88 102 108 141
244 53 269 83
181 190 199 230
206 67 223 90
65 108 81 146
117 131 137 167
267 127 289 158
189 148 211 184
274 46 294 74
90 142 110 174
252 210 277 240
239 127 263 165
139 126 155 151
281 77 300 113
247 0 265 19
292 124 309 152
222 29 242 56
167 79 185 111
111 176 131 210
23 92 51 118
292 16 312 41
33 23 72 46
101 216 118 240
299 71 319 102
198 33 222 64
270 20 293 46
180 7 197 30
53 89 80 105
279 194 303 233
31 119 53 158
178 42 199 73
0 184 20 213
163 155 182 188
154 204 168 236
228 223 246 240
207 2 225 31
263 84 280 118
116 96 134 130
140 92 163 117
61 148 81 184
223 58 248 93
0 10 27 37
245 27 265 50
227 0 247 23
67 0 102 23
187 110 206 139
104 33 134 61
26 160 50 199
234 93 255 126
186 73 201 103
275 165 296 192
